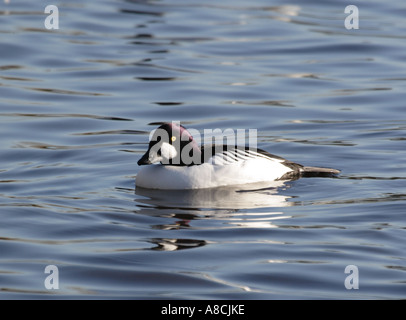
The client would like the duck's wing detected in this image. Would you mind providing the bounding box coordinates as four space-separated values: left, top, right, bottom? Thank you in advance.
200 145 340 178
201 145 298 167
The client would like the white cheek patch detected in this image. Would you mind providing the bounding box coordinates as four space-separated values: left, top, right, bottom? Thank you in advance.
160 142 178 161
148 142 163 164
148 152 163 164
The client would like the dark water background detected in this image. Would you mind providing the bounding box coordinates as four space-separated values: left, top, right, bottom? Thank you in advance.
0 0 405 299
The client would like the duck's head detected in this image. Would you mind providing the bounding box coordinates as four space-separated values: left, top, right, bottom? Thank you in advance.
138 122 201 166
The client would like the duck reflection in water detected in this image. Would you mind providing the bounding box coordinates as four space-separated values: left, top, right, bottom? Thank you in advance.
134 180 294 250
148 238 207 251
135 180 293 210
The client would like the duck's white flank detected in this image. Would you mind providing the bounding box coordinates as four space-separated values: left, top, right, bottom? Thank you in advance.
136 157 293 190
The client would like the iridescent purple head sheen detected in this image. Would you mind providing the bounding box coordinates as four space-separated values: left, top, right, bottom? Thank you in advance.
138 122 202 166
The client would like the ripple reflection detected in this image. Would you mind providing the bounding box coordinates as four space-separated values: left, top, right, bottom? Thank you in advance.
135 181 292 210
134 181 293 233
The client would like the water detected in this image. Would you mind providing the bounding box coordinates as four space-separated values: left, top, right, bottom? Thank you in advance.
0 0 405 299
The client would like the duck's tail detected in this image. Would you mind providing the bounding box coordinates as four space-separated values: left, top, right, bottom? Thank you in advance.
300 166 341 177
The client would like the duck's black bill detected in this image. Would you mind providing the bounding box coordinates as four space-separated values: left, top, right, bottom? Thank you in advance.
137 152 151 166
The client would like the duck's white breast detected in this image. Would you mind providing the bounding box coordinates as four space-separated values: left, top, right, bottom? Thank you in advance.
136 158 293 190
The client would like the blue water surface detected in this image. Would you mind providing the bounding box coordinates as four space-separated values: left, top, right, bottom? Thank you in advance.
0 0 405 299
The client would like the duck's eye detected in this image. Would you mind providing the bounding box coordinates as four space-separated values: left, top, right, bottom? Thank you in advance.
171 136 177 142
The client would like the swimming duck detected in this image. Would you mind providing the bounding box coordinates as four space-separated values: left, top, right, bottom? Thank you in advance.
136 122 340 189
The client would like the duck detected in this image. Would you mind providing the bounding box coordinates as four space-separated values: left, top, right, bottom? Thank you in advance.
136 122 340 190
